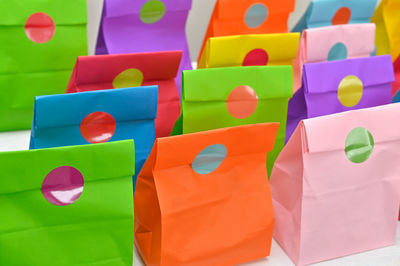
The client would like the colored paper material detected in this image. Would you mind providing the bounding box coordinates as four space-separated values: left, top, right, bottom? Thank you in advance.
372 0 400 96
0 0 87 131
0 140 135 266
293 23 376 91
135 123 279 265
198 0 295 62
198 33 300 69
287 55 394 142
293 0 377 33
172 66 293 176
96 0 192 90
271 104 400 266
30 87 157 191
66 52 181 138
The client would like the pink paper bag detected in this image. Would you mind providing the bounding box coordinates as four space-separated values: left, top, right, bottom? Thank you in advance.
271 103 400 266
293 23 375 91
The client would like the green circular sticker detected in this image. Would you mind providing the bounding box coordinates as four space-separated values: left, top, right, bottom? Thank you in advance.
345 127 374 164
140 0 166 24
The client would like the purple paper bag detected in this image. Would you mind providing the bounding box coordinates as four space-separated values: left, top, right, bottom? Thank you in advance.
96 0 192 92
287 55 394 142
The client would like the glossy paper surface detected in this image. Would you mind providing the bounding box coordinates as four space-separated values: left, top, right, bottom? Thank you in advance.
135 123 279 265
174 66 293 176
66 52 181 137
198 33 299 69
198 0 295 61
287 56 394 142
293 23 376 91
30 87 157 191
96 0 192 91
292 0 377 32
0 0 87 131
271 104 400 266
0 141 135 265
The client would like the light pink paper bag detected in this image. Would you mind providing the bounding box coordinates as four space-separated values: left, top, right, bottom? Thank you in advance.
271 103 400 266
294 23 376 91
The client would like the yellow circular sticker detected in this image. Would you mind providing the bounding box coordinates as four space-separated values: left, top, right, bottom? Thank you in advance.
337 75 363 107
113 68 144 89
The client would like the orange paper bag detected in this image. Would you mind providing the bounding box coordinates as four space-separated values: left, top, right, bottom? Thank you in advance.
135 123 279 265
198 0 295 61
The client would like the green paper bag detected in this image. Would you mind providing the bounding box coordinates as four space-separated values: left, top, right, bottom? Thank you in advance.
0 0 87 131
0 140 135 266
172 66 293 175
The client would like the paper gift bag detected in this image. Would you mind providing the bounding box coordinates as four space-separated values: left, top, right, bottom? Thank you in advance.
287 55 394 142
172 66 293 175
0 0 87 131
66 52 181 138
30 87 157 190
271 104 400 266
198 33 299 69
372 0 400 96
293 0 377 33
293 23 376 91
135 123 279 265
198 0 295 62
0 140 135 266
96 0 192 90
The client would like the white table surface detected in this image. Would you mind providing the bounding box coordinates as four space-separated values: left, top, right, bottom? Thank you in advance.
2 130 399 266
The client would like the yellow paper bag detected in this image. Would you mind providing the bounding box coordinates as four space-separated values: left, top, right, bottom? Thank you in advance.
198 33 300 69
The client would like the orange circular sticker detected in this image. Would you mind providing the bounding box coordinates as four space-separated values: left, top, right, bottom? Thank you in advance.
80 112 116 143
242 49 269 66
113 68 144 89
332 7 351 25
337 75 363 107
25 13 55 43
227 85 258 119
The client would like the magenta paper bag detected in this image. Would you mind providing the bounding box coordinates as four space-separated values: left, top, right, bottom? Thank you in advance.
271 104 400 266
287 55 394 142
293 23 376 90
96 0 192 90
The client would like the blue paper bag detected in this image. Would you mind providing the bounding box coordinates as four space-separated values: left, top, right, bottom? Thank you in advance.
293 0 377 33
30 86 158 190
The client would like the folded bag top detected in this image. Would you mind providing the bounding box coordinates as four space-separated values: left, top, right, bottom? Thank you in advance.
293 0 377 32
271 104 400 266
67 51 181 138
135 123 279 265
198 33 300 69
0 140 135 266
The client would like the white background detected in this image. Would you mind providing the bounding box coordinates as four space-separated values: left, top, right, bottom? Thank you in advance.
2 0 395 265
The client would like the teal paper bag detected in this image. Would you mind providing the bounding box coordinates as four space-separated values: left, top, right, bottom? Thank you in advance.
0 140 135 266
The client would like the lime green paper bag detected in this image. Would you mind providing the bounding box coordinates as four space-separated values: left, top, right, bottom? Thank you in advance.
173 66 293 175
0 0 87 131
0 140 135 266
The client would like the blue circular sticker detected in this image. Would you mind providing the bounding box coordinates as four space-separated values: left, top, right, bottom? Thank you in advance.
192 144 227 175
245 3 268 29
328 42 348 61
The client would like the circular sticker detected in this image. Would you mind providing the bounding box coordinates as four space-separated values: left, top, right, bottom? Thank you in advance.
332 7 351 25
337 75 363 107
227 85 258 119
245 3 268 29
192 144 227 175
25 13 56 43
345 127 374 163
328 42 348 61
242 49 269 66
42 166 84 206
80 112 116 144
113 68 144 89
140 0 166 24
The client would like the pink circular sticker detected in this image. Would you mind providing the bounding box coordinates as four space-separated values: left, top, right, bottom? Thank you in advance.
227 85 258 119
42 166 84 206
243 49 269 66
25 12 55 43
80 112 116 144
